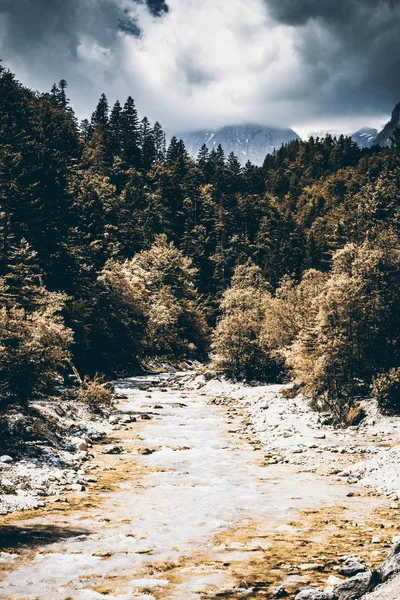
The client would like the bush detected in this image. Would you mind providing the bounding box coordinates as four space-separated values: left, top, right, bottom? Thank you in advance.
212 262 281 382
345 405 366 426
372 368 400 414
0 305 73 404
77 375 114 413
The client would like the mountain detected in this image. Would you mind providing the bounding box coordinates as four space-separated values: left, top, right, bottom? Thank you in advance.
177 124 301 166
351 127 379 148
306 129 341 140
374 101 400 147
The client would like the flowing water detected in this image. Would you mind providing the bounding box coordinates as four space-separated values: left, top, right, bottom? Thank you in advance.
1 375 400 599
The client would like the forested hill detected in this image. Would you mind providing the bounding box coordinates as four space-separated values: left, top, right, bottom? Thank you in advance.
1 65 399 419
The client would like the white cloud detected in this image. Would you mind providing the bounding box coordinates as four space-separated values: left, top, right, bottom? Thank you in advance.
113 0 306 130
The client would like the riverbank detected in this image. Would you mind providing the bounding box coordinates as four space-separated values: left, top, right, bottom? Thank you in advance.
0 395 113 515
1 372 400 598
176 372 400 498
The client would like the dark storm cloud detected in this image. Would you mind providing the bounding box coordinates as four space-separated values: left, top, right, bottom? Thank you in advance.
0 0 169 117
0 0 398 131
143 0 169 17
118 17 142 38
265 0 400 116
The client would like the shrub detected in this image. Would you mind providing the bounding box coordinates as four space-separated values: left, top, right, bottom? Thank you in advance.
212 262 281 382
0 305 73 404
345 405 367 426
77 375 114 413
372 368 400 414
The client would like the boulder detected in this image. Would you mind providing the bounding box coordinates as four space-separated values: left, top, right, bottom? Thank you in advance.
338 559 367 577
137 447 155 455
335 570 380 599
75 439 88 451
103 445 122 455
379 538 400 581
0 455 13 463
120 414 132 424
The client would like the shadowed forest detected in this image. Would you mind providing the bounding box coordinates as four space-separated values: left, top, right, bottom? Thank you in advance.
1 65 399 421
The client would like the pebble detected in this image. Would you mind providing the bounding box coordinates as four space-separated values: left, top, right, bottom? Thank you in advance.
103 446 122 455
70 483 85 492
120 415 133 424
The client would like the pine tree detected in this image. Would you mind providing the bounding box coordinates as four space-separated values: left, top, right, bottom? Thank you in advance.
153 121 166 162
140 117 156 171
109 100 123 158
121 96 141 169
91 93 110 129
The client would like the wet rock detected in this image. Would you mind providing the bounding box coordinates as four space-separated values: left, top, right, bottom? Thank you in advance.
103 445 122 455
75 439 88 451
338 558 367 577
295 589 336 600
379 538 400 581
137 447 155 455
120 414 133 424
0 455 13 463
273 585 289 597
334 570 380 599
70 483 85 492
1 479 15 493
92 550 113 558
327 575 344 586
74 451 89 461
108 415 120 424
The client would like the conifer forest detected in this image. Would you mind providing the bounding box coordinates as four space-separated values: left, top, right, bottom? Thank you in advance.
1 65 399 418
1 58 400 600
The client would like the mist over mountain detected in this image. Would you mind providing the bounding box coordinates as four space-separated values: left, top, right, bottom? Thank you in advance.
178 124 301 166
351 127 379 149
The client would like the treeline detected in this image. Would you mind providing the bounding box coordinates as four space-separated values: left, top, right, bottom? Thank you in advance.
214 139 400 418
0 64 399 418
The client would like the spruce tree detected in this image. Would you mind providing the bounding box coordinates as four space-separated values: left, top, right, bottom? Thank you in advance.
91 93 110 129
140 117 156 171
153 121 166 162
121 96 141 169
110 100 123 157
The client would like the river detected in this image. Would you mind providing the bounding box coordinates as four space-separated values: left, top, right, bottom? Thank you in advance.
1 374 399 599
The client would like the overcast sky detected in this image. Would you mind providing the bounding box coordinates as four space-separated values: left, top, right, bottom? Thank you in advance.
1 0 399 136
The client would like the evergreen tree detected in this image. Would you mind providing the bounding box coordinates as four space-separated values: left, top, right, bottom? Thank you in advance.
121 96 141 168
140 117 156 171
91 93 110 129
153 121 166 162
109 100 123 157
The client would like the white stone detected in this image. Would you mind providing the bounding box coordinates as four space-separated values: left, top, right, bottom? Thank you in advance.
0 455 13 463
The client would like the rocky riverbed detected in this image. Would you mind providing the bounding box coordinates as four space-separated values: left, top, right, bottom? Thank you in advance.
1 372 400 599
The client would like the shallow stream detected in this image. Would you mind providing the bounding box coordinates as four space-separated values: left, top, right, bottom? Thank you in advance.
1 375 400 599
